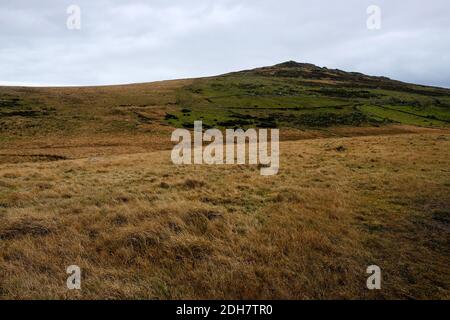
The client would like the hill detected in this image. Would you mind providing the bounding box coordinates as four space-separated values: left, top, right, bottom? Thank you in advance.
1 61 450 163
171 61 450 130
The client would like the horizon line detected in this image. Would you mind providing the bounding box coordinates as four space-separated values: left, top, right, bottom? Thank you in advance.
1 61 449 90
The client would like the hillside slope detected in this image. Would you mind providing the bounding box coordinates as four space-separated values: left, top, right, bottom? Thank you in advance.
0 61 449 164
170 61 450 130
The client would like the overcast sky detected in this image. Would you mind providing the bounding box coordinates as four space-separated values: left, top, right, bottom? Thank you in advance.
1 0 449 87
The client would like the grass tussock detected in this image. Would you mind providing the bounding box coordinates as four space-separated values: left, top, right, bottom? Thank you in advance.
0 217 56 240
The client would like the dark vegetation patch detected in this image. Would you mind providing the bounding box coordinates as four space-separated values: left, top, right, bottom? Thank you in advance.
182 179 206 189
159 182 170 189
165 113 178 120
216 119 253 127
432 210 450 226
277 111 373 127
0 96 53 114
1 110 43 117
216 113 277 128
310 88 383 99
0 154 69 165
335 145 347 152
0 97 21 108
0 218 55 240
135 111 153 123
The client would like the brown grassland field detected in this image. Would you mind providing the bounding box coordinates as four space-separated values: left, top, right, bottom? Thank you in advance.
0 63 449 299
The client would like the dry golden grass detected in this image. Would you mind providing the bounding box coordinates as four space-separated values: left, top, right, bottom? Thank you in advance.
0 79 191 163
0 131 449 299
0 123 438 165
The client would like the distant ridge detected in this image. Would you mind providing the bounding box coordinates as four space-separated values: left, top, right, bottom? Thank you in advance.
230 60 450 95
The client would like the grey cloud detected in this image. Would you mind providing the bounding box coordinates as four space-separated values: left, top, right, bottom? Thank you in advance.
0 0 449 87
